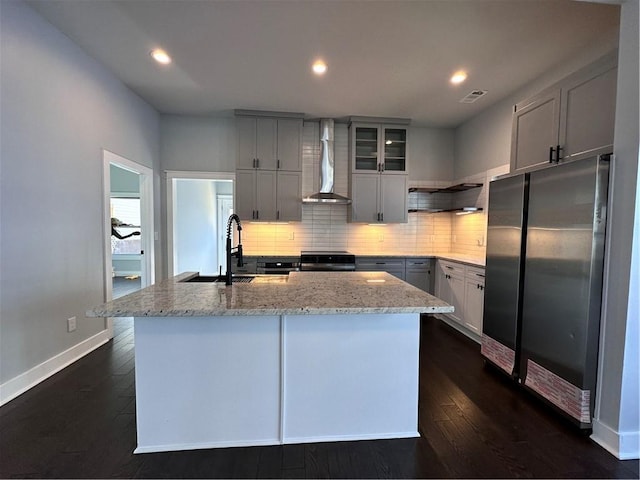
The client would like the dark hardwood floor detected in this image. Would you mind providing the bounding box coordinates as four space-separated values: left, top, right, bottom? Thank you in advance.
1 316 637 479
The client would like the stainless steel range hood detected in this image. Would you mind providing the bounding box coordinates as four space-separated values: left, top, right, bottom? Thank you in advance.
302 119 352 204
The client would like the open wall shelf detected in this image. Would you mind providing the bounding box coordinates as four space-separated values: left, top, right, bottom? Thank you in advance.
408 182 483 194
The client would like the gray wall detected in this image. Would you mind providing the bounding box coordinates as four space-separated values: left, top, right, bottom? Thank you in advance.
408 127 455 181
161 115 236 172
0 1 159 386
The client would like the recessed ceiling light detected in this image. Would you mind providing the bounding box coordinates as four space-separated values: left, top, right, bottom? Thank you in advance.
450 70 467 85
312 60 327 75
151 49 172 65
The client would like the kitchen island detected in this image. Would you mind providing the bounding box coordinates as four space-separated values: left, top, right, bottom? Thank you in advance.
88 271 453 454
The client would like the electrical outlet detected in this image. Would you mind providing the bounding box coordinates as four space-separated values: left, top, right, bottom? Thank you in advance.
289 231 295 240
67 316 77 332
378 234 384 242
477 235 485 246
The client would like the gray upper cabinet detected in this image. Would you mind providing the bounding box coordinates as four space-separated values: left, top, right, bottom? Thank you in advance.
380 174 408 223
236 169 277 221
350 174 379 222
276 171 302 221
350 123 408 174
350 174 408 223
237 117 277 170
237 116 302 171
559 61 617 163
276 118 303 171
236 113 303 222
510 54 617 174
511 89 561 172
349 120 409 223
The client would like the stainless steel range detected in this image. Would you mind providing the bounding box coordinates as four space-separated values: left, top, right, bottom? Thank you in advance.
299 251 356 272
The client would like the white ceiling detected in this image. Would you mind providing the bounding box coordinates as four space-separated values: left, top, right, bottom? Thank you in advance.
28 0 620 127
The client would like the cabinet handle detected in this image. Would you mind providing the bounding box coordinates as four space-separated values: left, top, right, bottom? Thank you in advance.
277 159 280 169
556 144 563 162
256 158 260 169
277 210 280 220
375 262 385 265
380 212 384 222
549 146 555 163
476 273 485 278
256 210 259 220
445 266 454 270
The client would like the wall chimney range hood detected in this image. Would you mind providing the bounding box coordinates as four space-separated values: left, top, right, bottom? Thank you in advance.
303 119 352 204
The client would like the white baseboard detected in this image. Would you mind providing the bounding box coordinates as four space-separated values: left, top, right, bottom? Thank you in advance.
592 419 640 460
434 314 481 344
283 431 419 445
134 438 281 454
0 329 111 406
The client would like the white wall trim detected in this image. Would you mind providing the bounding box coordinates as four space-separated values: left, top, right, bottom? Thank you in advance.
592 419 640 460
103 149 155 338
0 329 110 406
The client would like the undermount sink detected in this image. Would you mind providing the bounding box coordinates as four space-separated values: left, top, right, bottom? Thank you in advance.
183 275 254 283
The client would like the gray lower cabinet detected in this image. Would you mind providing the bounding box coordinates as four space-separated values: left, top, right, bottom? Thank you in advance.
231 257 258 274
356 257 406 281
405 258 434 294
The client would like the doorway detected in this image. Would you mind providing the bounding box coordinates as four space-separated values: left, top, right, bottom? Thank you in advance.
103 150 155 337
166 171 235 277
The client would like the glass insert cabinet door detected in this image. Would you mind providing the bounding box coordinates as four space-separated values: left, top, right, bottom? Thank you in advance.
354 126 379 171
383 128 406 172
352 124 407 173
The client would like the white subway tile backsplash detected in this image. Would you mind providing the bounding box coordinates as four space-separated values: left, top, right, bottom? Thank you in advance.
241 122 505 259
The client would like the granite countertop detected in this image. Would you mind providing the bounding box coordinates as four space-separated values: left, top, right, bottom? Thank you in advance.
87 271 454 318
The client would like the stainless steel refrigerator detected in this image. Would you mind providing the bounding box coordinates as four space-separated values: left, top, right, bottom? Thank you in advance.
481 154 610 429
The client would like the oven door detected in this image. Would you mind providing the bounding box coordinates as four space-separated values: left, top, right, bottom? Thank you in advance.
256 262 300 275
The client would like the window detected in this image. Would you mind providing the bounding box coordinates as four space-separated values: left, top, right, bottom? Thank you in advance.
111 197 141 254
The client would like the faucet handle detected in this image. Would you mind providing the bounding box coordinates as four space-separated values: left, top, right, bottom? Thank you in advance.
236 244 244 267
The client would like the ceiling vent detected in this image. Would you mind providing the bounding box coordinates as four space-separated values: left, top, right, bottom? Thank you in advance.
459 90 488 103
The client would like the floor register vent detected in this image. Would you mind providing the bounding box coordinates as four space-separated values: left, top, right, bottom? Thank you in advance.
459 90 488 103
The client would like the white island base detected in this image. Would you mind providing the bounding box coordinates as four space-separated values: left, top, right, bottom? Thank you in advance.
133 313 420 453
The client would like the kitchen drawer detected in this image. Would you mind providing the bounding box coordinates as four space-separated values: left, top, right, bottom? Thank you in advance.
466 265 485 281
405 258 434 294
406 257 433 271
438 260 465 277
356 257 406 280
